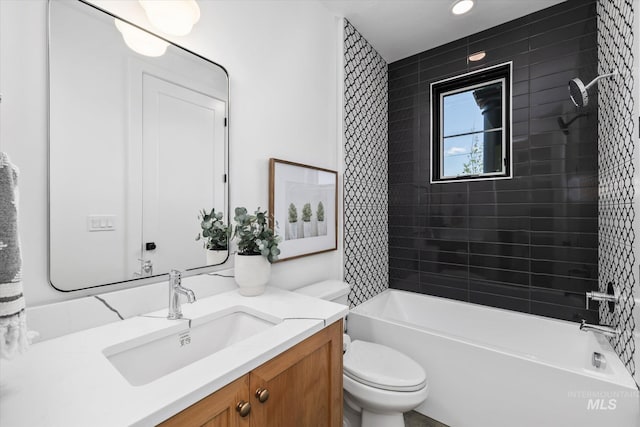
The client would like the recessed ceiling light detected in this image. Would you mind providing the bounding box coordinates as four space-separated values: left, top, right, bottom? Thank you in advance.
468 51 486 61
452 0 475 15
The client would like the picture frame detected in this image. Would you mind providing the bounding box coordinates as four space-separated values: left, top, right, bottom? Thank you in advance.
269 158 338 262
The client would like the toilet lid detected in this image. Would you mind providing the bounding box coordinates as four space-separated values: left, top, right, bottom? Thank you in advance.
343 340 427 392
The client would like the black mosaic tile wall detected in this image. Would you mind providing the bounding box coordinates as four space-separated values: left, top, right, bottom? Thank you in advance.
344 20 389 307
596 0 636 380
388 0 600 323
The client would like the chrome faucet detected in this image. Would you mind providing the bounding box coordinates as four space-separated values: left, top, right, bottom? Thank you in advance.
580 320 620 338
167 269 196 320
133 259 154 277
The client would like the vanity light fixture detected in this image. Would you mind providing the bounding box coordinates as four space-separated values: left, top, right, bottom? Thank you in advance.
139 0 201 37
451 0 475 15
468 51 486 62
114 18 169 57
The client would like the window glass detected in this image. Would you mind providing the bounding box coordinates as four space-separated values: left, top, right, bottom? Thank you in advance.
431 63 511 183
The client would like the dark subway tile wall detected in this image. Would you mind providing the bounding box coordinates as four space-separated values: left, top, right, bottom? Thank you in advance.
388 0 599 324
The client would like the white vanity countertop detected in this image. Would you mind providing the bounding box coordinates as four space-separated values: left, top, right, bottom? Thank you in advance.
0 287 348 427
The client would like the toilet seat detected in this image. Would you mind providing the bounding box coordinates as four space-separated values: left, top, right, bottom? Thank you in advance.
343 340 427 392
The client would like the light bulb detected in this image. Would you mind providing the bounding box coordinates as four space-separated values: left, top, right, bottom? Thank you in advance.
139 0 201 36
452 0 474 15
114 18 168 57
468 51 486 61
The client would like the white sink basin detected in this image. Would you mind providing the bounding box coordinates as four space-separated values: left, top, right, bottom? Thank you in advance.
104 308 279 386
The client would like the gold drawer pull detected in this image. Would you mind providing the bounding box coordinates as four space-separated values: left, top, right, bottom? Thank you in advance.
236 400 251 417
255 387 270 403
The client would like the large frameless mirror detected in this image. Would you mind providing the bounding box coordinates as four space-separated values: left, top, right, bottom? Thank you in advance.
48 0 229 291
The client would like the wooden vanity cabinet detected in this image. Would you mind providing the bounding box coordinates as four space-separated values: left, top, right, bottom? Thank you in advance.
249 319 343 427
160 320 343 427
160 374 250 427
160 374 251 427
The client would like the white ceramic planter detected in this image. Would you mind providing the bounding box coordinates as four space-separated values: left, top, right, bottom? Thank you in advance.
317 220 327 236
303 221 312 238
289 222 298 240
234 253 271 296
206 249 228 266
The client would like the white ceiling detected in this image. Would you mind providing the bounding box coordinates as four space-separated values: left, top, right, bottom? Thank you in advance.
319 0 566 63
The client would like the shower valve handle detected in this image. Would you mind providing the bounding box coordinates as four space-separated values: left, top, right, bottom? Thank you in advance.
585 283 619 311
585 291 616 308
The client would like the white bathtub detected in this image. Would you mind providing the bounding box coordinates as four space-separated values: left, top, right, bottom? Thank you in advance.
347 289 640 427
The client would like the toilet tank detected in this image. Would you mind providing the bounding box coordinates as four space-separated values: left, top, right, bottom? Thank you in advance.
293 280 350 306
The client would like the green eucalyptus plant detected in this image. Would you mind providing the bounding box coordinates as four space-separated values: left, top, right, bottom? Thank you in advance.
233 207 282 263
316 201 325 222
288 203 298 223
302 203 312 222
196 208 230 250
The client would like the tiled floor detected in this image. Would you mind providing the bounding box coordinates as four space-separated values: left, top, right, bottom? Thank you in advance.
404 411 449 427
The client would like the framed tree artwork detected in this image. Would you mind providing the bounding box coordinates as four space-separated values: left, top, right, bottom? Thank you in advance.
269 158 338 262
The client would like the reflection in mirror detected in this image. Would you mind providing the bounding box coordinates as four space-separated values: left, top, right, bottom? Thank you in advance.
431 62 511 183
48 0 229 291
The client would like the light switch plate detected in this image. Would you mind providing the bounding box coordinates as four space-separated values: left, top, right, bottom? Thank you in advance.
88 215 116 232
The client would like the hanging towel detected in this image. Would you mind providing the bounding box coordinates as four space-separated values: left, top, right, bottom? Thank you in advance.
0 152 35 359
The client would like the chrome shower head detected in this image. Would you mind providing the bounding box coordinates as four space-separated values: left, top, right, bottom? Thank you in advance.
568 78 588 107
568 72 617 107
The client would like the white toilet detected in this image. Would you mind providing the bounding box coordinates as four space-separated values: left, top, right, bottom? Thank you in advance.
295 281 428 427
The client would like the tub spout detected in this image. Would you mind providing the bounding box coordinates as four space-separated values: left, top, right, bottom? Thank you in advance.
579 320 620 338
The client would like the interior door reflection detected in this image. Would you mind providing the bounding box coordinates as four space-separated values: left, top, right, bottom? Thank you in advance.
138 74 226 277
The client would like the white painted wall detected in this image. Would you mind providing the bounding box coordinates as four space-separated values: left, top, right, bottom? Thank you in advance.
0 0 342 306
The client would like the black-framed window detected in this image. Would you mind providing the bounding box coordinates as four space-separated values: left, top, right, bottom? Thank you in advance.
430 62 512 183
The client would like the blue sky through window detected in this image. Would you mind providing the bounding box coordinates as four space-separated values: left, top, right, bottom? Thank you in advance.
441 82 502 177
443 90 484 137
443 133 480 176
